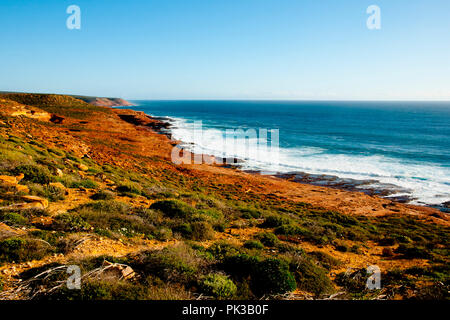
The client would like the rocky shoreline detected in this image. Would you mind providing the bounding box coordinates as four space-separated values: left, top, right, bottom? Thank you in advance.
135 111 449 213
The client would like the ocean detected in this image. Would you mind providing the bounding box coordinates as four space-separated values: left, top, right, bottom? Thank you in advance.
123 101 450 209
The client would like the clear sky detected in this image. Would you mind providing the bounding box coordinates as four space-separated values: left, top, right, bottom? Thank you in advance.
0 0 449 100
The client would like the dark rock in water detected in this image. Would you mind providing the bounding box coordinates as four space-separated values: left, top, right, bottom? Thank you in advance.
245 170 419 204
384 195 416 203
273 171 405 197
117 113 172 140
217 157 245 165
431 201 450 213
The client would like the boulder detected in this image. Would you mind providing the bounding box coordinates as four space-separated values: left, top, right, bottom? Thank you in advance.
1 202 45 210
21 195 49 208
101 261 135 280
0 175 18 185
49 182 69 195
76 163 89 171
55 168 64 177
0 222 25 240
0 174 28 193
104 179 115 185
15 184 30 194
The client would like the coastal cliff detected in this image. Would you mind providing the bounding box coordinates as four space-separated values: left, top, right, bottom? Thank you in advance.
71 95 134 107
0 93 448 300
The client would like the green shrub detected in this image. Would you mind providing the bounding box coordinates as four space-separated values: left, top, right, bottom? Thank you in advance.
222 254 260 278
70 179 98 189
255 232 279 247
213 222 226 232
28 183 65 202
252 258 297 296
393 234 413 244
47 148 65 157
198 208 224 221
0 211 28 227
91 190 116 200
0 238 53 264
243 240 264 250
276 243 304 254
0 238 26 263
48 278 192 300
261 214 292 228
28 230 65 248
198 273 237 298
289 256 334 297
240 208 261 219
173 223 192 238
274 224 304 236
207 241 241 260
14 165 53 184
117 181 142 195
190 221 215 241
154 227 173 241
173 222 215 241
150 200 195 219
395 244 432 259
74 202 156 238
52 213 91 232
132 244 202 283
222 254 296 296
44 185 66 202
308 251 341 271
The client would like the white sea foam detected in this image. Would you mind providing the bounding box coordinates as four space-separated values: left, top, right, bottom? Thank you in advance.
169 119 450 206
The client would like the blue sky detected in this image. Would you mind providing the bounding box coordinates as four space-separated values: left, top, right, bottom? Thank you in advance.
0 0 449 100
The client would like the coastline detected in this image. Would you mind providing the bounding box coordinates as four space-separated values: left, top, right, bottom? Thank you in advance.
118 105 449 213
0 92 449 301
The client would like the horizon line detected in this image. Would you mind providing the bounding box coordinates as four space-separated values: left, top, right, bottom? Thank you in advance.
1 90 450 103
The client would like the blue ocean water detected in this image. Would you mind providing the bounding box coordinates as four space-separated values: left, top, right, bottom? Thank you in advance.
125 101 450 206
